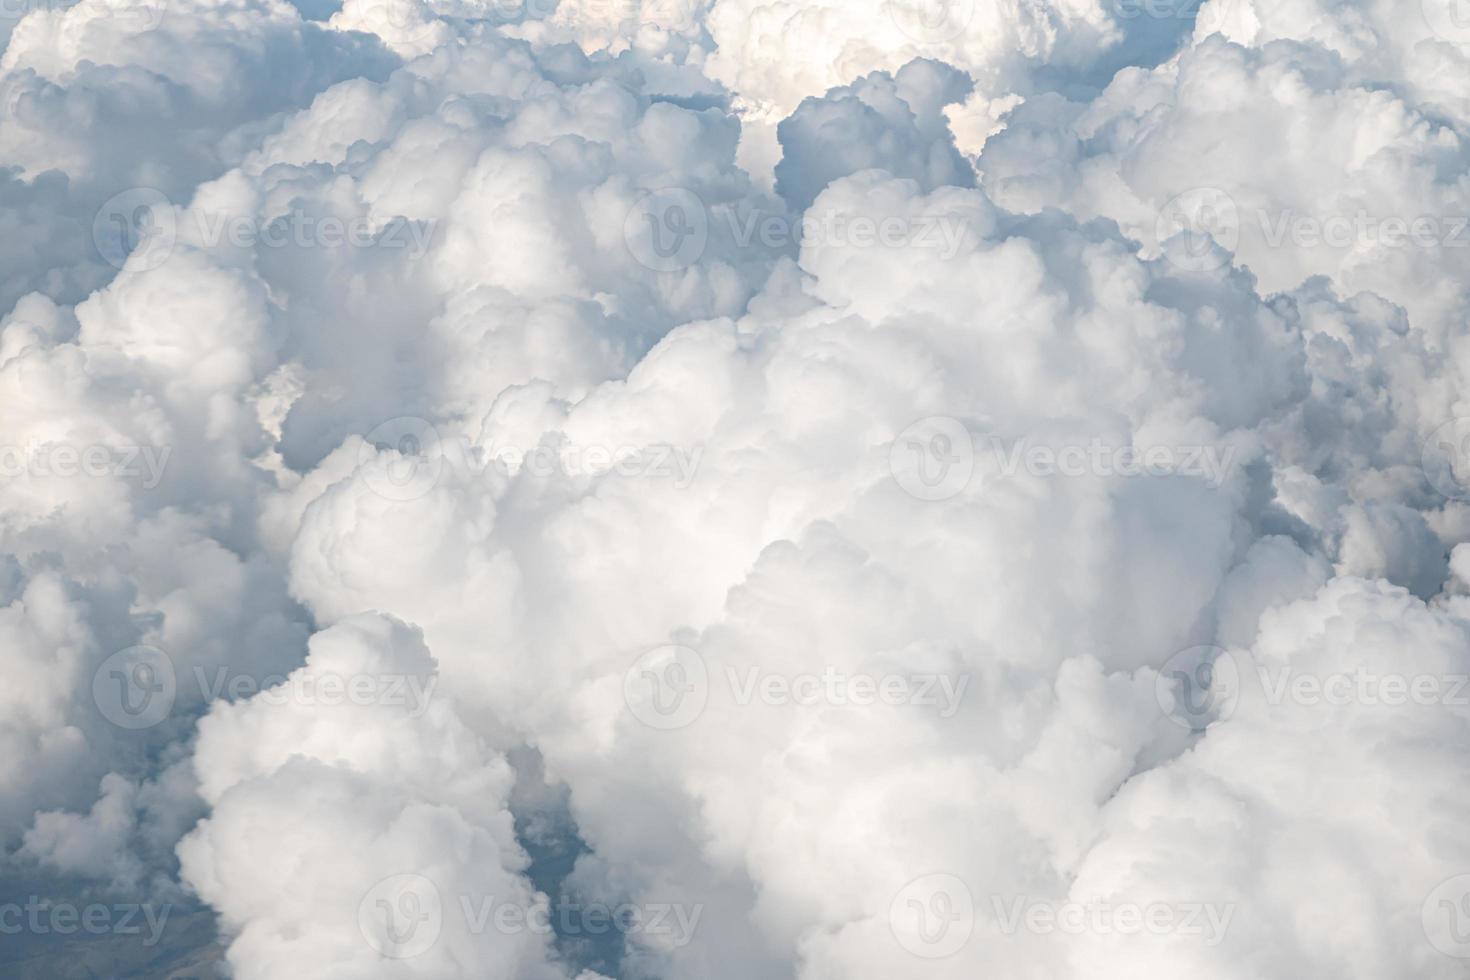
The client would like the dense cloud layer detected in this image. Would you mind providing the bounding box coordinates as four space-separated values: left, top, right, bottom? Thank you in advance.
3 0 1470 978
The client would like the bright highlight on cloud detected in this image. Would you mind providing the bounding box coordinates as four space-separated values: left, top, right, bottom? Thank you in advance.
2 0 1470 977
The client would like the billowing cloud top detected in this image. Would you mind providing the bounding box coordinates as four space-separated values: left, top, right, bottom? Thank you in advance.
3 0 1470 978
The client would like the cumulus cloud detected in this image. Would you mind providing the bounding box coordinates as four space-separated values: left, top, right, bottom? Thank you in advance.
3 0 1470 977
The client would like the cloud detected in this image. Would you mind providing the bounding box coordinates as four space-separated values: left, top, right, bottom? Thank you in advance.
3 0 1470 977
178 615 564 980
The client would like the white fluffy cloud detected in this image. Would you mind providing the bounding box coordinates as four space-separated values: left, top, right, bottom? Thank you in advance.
3 0 1470 978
